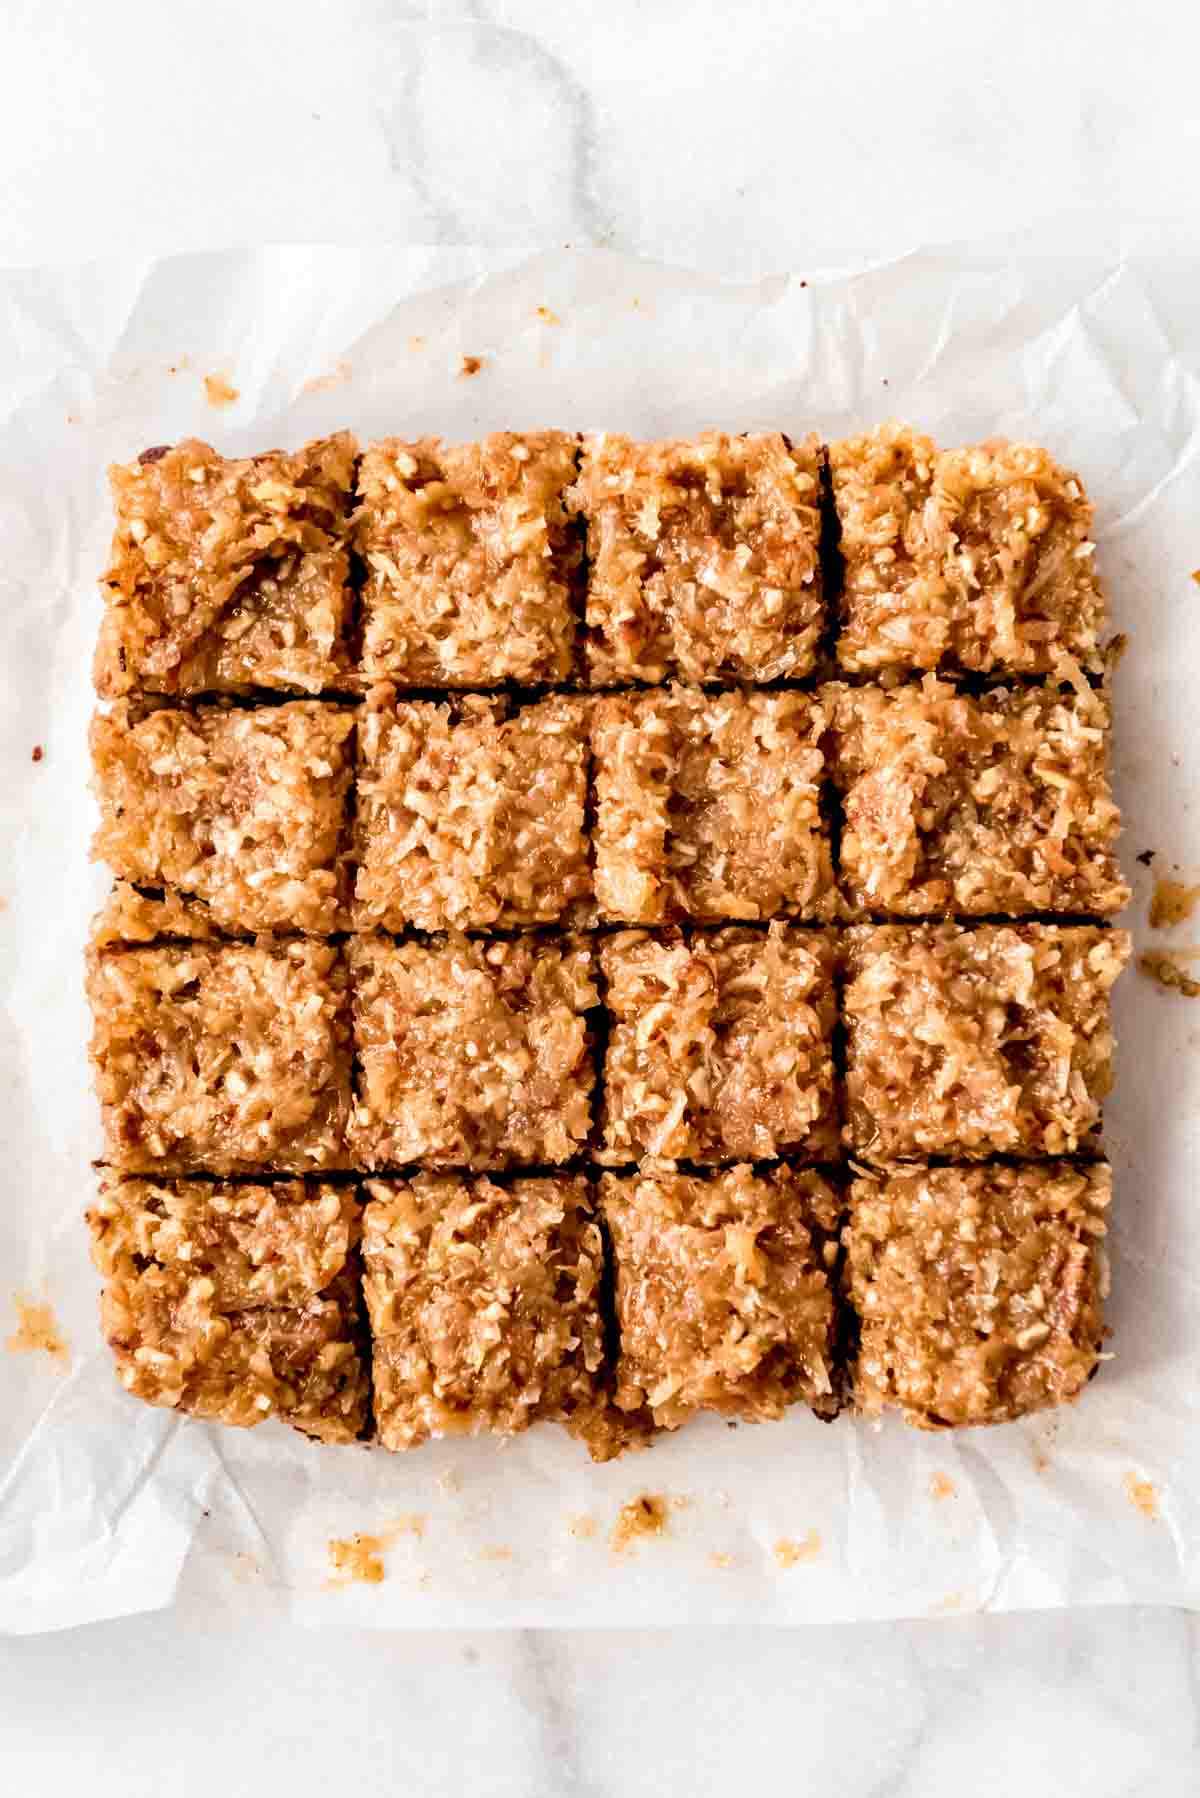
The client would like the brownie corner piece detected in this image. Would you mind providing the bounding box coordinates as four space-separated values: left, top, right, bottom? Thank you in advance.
95 433 357 698
572 430 823 685
602 1163 841 1428
87 1171 367 1442
355 432 581 687
845 1160 1111 1427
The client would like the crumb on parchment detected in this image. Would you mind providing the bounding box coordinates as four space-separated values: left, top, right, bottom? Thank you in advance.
1139 950 1200 998
326 1515 427 1587
928 1472 956 1502
610 1493 669 1554
203 374 239 408
459 355 484 378
773 1530 821 1568
6 1293 69 1367
1149 879 1200 929
1123 1472 1159 1519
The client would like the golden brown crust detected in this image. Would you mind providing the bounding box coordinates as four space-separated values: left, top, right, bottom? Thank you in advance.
843 923 1130 1161
90 700 354 935
362 1172 628 1454
354 688 592 931
603 1164 840 1428
349 935 597 1170
831 426 1107 675
845 1161 1110 1427
86 1175 366 1442
570 432 823 685
95 434 357 697
598 925 838 1165
828 678 1129 916
356 433 581 686
87 942 352 1173
591 686 837 925
90 881 225 947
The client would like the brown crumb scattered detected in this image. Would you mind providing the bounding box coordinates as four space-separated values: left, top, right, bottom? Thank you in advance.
709 1552 737 1570
1139 950 1200 998
1191 570 1200 587
478 1545 513 1563
407 336 425 352
30 745 43 763
459 355 484 378
536 305 561 326
610 1493 669 1555
65 413 79 425
928 1472 957 1502
933 1592 965 1614
773 1530 821 1568
327 1533 387 1586
1123 1472 1159 1519
1137 850 1157 868
326 1514 426 1588
1150 878 1200 929
6 1293 69 1367
439 1468 463 1496
203 374 239 408
567 1513 596 1540
302 360 352 395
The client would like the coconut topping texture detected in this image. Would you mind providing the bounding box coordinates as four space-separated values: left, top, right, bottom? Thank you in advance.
84 423 1130 1457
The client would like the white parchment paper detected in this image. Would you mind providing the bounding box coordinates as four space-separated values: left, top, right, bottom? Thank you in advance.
2 238 1198 1633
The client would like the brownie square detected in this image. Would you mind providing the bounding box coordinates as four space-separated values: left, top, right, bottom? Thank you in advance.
598 926 838 1164
602 1164 840 1428
591 685 836 924
570 432 824 685
95 434 357 697
349 935 597 1170
844 1161 1111 1427
843 923 1130 1161
354 689 591 932
86 1173 366 1442
90 700 355 935
828 678 1129 917
830 425 1107 675
87 941 352 1174
356 433 581 687
362 1172 611 1452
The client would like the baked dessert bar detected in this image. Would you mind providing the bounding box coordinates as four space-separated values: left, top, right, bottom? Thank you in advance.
598 925 838 1164
830 424 1106 675
90 880 224 947
602 1164 840 1428
354 688 591 931
91 699 354 935
356 433 581 686
828 678 1128 917
362 1172 614 1453
844 1161 1110 1427
843 923 1130 1162
88 941 352 1174
95 434 357 697
570 432 824 684
349 935 597 1169
591 685 836 924
86 1173 367 1442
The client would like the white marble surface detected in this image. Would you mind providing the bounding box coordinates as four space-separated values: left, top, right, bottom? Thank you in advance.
2 0 1198 1788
